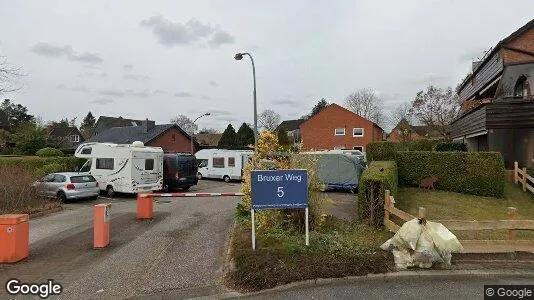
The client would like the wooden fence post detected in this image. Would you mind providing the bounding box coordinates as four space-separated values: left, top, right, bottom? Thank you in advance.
418 207 426 219
514 161 519 184
384 190 391 225
508 207 517 242
522 167 528 192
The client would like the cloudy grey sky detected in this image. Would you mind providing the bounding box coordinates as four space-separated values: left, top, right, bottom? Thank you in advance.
1 0 533 131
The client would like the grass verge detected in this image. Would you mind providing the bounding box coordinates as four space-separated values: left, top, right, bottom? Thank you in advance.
225 217 394 292
395 182 534 240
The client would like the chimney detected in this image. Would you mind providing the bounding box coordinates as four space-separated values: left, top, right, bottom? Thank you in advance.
141 118 155 133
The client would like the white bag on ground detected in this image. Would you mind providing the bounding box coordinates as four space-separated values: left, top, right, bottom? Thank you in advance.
426 221 463 253
390 219 422 250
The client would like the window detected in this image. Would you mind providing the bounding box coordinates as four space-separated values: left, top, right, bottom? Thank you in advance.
213 157 225 168
334 128 345 136
353 146 364 152
96 158 114 170
198 159 208 168
514 75 530 98
70 175 96 183
43 174 55 182
228 157 235 167
70 135 80 142
80 159 92 172
53 174 66 182
145 159 154 170
353 128 364 137
81 147 92 154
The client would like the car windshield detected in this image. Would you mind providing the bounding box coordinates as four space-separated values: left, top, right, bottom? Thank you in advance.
70 175 96 183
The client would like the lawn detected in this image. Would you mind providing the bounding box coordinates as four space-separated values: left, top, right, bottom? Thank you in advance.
395 182 534 240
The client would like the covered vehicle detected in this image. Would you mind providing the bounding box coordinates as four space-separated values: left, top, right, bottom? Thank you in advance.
33 172 100 202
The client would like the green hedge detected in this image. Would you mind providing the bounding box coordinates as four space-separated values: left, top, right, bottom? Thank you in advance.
357 161 398 227
396 151 505 197
36 147 64 157
0 156 86 178
435 142 467 152
366 142 398 162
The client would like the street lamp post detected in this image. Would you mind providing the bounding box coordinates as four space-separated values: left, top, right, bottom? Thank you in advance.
234 52 258 155
190 112 211 154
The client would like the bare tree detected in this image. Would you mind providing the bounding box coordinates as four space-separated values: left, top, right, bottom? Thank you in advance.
0 57 22 95
388 101 413 127
410 85 461 139
344 88 385 126
170 114 198 136
258 109 281 131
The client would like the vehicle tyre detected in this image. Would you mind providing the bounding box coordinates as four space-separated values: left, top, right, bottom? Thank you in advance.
106 185 115 198
182 186 191 191
197 172 203 180
223 175 231 183
163 184 170 193
57 192 67 203
89 195 99 200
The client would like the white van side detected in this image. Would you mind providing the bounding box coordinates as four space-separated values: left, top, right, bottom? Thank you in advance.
74 142 164 197
195 149 253 182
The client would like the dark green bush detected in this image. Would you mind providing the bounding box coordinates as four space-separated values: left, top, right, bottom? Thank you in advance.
435 142 467 152
403 139 436 151
36 147 64 157
396 151 505 197
357 161 398 227
366 142 398 162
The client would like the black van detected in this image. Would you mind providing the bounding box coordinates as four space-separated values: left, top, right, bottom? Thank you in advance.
163 153 199 192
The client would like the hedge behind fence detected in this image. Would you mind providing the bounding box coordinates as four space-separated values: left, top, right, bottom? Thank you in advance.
366 140 437 162
0 156 86 178
357 161 398 226
396 151 505 197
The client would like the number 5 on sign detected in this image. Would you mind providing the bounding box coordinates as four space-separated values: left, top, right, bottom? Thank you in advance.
277 187 284 197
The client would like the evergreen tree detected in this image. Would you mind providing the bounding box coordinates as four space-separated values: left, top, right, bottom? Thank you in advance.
236 123 255 149
302 98 328 119
218 124 237 149
80 112 96 138
277 129 290 146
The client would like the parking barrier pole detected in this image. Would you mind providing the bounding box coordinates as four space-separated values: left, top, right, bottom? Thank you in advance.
94 204 111 248
137 193 154 220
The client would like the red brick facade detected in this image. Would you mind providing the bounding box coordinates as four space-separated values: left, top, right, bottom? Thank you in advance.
502 28 534 64
300 104 384 151
148 127 194 153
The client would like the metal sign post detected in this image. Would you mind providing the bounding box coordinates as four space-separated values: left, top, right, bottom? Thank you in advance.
251 169 309 250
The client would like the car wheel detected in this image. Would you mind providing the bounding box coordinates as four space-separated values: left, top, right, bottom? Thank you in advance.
197 172 203 180
163 184 170 193
57 192 67 203
106 186 115 198
89 195 98 200
223 175 231 183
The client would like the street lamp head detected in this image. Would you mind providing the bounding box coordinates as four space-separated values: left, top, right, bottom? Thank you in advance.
234 53 243 60
204 112 211 116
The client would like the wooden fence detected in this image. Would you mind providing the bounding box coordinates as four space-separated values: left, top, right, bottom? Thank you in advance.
514 161 534 195
383 190 534 253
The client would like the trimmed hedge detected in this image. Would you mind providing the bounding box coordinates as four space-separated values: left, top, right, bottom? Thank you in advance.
0 156 86 178
36 147 64 157
366 142 398 162
357 161 398 227
396 151 505 197
435 142 467 152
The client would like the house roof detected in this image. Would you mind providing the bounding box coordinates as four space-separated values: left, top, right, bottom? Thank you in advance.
195 133 222 147
93 116 146 132
301 103 384 132
48 126 79 137
458 18 534 92
391 118 446 139
86 124 192 144
276 119 306 132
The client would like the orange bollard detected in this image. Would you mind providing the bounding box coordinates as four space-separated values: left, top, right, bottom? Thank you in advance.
93 204 111 248
137 193 153 220
0 214 29 263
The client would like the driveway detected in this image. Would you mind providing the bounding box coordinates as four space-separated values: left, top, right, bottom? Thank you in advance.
0 179 240 299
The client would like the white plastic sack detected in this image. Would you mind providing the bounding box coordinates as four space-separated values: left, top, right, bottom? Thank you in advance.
390 219 422 250
392 249 414 269
414 226 445 268
426 222 463 253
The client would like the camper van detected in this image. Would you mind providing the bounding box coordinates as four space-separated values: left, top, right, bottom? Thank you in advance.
195 149 253 182
74 141 164 197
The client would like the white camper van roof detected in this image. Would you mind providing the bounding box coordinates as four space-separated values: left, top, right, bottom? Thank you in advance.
75 142 163 158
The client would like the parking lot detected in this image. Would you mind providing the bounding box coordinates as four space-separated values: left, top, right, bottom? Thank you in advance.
0 179 241 299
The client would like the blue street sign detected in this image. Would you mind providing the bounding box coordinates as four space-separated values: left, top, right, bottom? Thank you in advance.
251 169 308 210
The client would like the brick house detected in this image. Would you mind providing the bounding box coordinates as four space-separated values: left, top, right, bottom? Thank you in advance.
86 119 197 153
388 119 446 142
195 133 222 149
451 19 534 169
47 126 85 152
92 116 145 136
300 103 384 152
276 119 306 146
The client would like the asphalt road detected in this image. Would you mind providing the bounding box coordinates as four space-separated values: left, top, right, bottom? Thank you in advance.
0 179 240 300
239 274 534 300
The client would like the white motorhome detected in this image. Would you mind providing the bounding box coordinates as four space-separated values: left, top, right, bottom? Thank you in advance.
74 141 164 197
195 149 253 182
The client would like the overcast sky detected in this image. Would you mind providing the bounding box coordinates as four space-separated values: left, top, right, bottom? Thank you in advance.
1 1 533 131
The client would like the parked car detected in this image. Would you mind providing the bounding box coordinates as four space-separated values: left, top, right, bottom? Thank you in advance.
163 153 199 192
33 172 100 202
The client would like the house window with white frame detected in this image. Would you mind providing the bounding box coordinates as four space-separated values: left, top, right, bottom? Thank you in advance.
334 128 345 136
353 128 364 137
70 135 80 142
353 146 364 152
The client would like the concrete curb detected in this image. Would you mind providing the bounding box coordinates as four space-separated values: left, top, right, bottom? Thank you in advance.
208 268 534 299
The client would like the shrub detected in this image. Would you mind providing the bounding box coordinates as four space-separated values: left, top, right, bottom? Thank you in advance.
357 161 398 227
36 147 64 157
403 139 436 151
396 151 505 197
435 142 467 152
0 156 86 179
366 142 398 162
